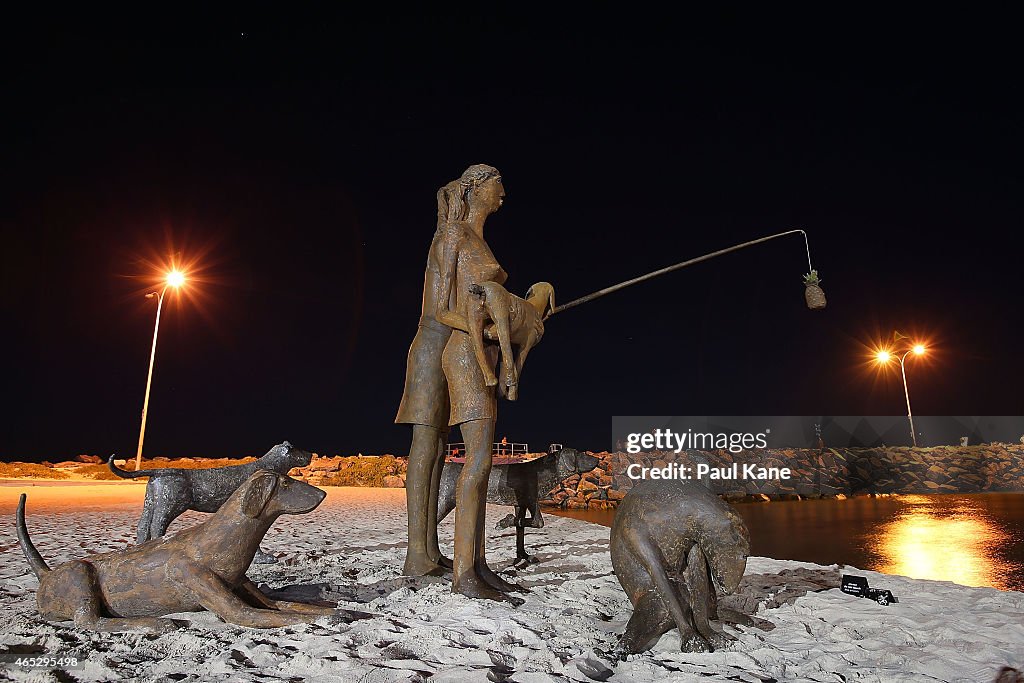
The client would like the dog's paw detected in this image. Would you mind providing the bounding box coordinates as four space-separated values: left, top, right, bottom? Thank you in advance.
495 513 517 529
680 633 711 653
138 617 184 635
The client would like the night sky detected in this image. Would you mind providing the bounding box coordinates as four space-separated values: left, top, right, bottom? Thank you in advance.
4 11 1022 461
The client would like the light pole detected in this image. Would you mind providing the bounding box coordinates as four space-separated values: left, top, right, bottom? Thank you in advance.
136 270 185 471
875 340 927 447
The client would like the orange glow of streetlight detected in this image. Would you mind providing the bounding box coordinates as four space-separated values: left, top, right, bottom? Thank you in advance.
913 344 926 355
166 270 186 288
876 350 892 364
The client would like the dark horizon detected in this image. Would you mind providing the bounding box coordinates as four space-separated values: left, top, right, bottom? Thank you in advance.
3 12 1022 461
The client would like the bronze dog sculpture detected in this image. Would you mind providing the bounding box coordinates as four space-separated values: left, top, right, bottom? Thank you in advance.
16 470 345 631
467 281 555 401
438 447 600 567
609 478 750 657
109 440 312 563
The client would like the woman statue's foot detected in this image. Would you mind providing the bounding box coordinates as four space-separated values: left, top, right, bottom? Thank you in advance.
453 573 525 605
479 562 529 594
434 554 453 569
403 554 447 577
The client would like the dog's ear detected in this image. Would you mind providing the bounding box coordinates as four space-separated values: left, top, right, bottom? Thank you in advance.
546 285 556 317
241 471 278 518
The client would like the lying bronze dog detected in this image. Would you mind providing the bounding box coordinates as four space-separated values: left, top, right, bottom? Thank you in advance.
609 478 750 656
17 470 346 631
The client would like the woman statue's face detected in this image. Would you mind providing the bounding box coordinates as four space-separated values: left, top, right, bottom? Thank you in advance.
471 175 505 216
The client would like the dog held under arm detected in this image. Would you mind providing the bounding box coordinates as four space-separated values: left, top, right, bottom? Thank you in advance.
16 470 362 631
466 281 555 401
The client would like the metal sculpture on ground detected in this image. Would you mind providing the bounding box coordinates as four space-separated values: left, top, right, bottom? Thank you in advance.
109 441 312 564
16 471 364 631
437 447 599 567
608 478 751 656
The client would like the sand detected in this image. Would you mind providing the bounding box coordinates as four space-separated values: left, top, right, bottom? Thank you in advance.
0 482 1022 682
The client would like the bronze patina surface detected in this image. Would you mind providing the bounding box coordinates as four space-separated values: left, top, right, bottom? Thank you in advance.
608 478 751 656
109 440 312 563
16 471 358 631
401 164 550 602
466 281 554 401
437 447 599 566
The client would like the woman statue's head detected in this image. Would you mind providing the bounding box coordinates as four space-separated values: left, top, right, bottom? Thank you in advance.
436 164 502 229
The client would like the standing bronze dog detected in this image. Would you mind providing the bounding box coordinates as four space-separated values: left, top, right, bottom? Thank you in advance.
16 470 348 631
109 440 312 555
437 447 600 567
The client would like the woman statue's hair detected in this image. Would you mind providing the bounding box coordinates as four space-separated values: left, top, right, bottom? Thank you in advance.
436 164 500 230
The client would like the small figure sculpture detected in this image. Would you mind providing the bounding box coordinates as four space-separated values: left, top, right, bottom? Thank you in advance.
467 281 555 400
16 471 350 631
609 478 750 656
109 441 312 563
436 447 599 566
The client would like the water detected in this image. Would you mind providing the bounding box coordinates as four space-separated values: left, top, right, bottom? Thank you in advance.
551 493 1024 592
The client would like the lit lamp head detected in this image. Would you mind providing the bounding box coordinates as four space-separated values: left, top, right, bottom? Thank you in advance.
166 270 186 288
875 350 892 364
913 344 926 356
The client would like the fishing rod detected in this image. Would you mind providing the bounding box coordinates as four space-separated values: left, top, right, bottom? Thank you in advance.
549 229 826 315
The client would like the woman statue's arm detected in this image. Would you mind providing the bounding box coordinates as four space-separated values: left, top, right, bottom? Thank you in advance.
435 225 472 334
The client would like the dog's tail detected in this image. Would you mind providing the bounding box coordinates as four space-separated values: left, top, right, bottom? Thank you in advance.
16 494 51 579
107 454 155 479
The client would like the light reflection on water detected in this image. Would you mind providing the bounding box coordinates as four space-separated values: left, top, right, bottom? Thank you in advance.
870 496 1012 589
549 493 1024 591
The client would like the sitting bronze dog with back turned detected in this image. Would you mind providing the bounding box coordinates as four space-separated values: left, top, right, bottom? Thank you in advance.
16 470 352 631
609 478 751 657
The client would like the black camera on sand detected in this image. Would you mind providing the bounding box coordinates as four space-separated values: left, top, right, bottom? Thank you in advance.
841 574 899 606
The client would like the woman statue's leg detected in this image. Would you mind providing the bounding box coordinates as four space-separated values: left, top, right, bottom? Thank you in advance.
427 432 452 567
452 418 508 601
475 507 526 593
403 424 446 576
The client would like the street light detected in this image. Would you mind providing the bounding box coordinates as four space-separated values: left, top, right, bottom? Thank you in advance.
874 338 927 447
136 270 186 471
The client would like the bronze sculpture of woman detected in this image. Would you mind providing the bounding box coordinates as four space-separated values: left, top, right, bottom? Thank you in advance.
395 176 462 577
398 163 533 600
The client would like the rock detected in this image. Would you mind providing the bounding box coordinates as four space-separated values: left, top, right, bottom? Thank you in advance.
382 475 405 488
577 479 599 494
606 488 626 501
75 454 102 464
